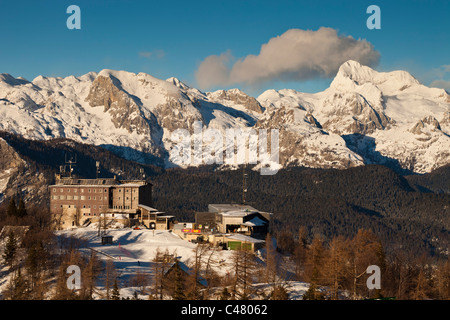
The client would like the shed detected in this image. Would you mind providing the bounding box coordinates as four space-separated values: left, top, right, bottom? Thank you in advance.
101 235 113 245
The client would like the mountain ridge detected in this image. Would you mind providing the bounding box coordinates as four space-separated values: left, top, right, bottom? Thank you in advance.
0 60 449 174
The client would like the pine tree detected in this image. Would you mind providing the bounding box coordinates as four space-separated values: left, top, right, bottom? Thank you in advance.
111 279 121 300
5 268 30 300
17 198 27 218
293 226 308 280
6 197 17 217
220 287 231 300
25 242 47 299
271 285 289 300
265 233 278 284
302 283 325 300
3 231 18 269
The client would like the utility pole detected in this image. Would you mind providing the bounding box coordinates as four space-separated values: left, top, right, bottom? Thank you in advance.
242 164 247 205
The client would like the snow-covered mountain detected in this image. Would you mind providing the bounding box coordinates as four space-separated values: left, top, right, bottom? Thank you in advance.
0 60 448 173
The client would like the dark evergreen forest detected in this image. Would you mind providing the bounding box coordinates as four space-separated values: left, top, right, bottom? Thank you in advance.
1 132 449 259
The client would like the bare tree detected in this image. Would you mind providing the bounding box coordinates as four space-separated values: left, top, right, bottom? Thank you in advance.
231 245 257 300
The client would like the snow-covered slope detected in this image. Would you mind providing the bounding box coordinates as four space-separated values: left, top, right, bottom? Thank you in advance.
257 60 450 172
52 226 312 300
0 60 448 173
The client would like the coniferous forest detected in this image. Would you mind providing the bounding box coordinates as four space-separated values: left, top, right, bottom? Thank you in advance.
0 134 449 300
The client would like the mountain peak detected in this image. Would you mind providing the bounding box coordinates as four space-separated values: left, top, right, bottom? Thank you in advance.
336 60 377 81
166 76 190 90
331 60 420 92
0 73 30 86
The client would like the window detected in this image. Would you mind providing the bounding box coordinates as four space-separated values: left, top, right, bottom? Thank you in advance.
53 188 56 192
88 189 91 193
81 189 84 193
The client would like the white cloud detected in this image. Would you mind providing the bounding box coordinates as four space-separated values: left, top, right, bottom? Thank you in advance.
138 49 165 60
430 79 450 92
429 64 450 92
195 27 380 90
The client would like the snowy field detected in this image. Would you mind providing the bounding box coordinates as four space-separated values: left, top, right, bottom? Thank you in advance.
55 225 311 300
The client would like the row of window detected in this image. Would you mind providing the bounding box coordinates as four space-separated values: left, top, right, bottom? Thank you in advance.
112 205 132 210
53 204 134 210
54 204 103 209
53 188 109 193
53 188 137 193
52 195 107 200
52 195 137 201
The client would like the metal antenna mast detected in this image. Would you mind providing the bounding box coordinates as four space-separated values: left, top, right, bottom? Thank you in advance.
65 154 77 178
96 161 100 179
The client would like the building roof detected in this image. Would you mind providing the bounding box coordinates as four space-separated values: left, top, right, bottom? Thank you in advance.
138 204 158 212
220 210 253 217
208 203 258 213
165 261 208 287
242 216 267 227
226 233 265 243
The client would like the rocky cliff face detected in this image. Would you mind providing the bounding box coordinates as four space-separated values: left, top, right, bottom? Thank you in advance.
0 138 48 204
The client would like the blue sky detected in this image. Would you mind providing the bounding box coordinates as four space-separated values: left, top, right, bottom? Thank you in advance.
0 0 449 96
